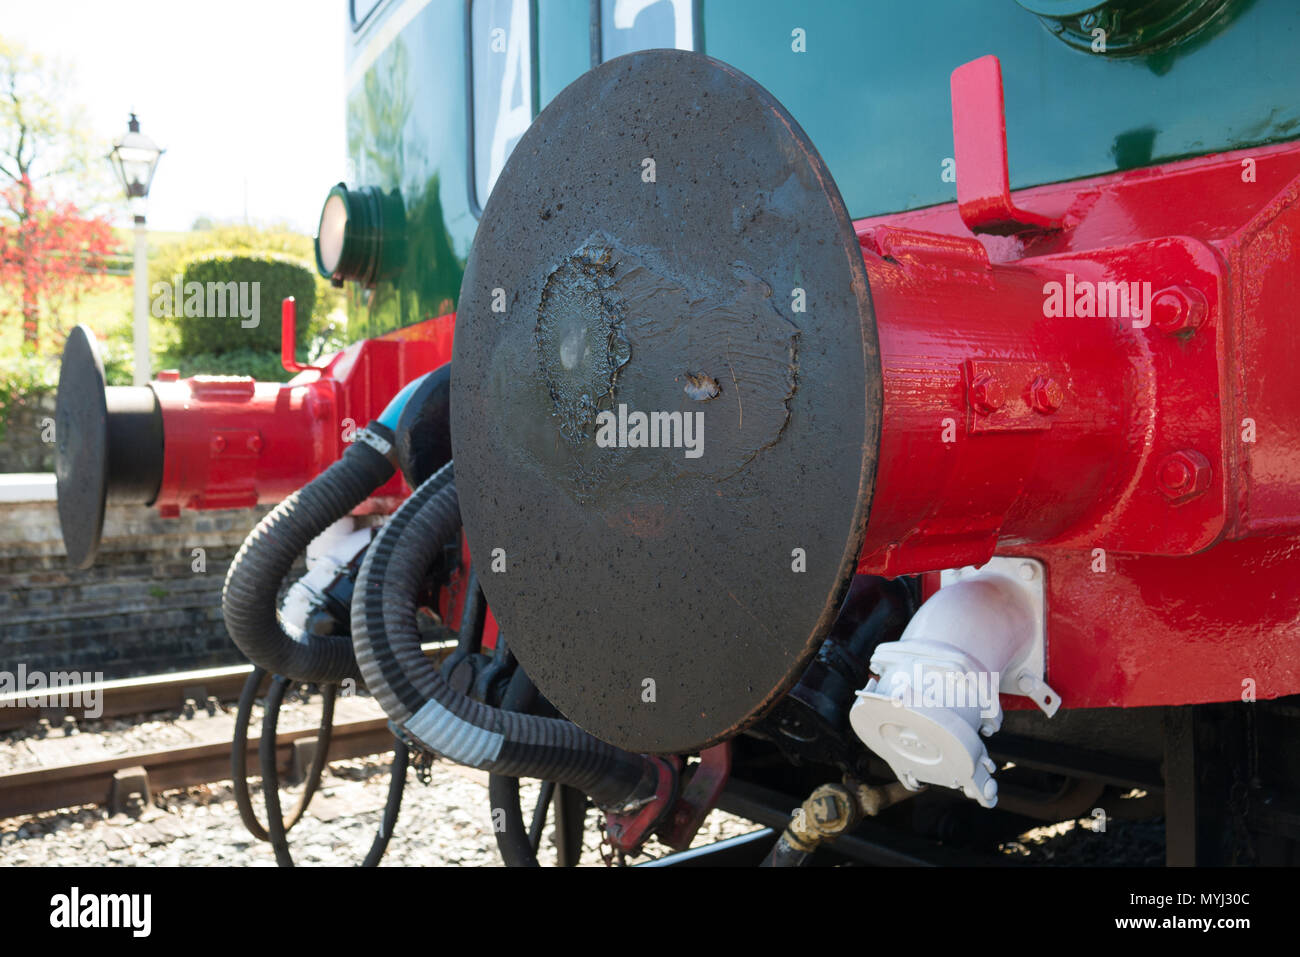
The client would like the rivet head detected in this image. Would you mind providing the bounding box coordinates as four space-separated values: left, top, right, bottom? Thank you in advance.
971 373 1005 414
1029 376 1064 413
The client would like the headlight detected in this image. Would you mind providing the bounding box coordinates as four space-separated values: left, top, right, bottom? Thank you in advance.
313 183 406 287
316 192 348 275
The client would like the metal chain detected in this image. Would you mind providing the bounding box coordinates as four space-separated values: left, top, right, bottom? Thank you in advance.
409 746 436 786
596 814 626 867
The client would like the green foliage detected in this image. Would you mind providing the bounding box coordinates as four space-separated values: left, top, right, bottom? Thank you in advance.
168 252 314 357
159 348 293 384
0 328 131 442
97 327 135 386
148 223 343 349
0 350 55 441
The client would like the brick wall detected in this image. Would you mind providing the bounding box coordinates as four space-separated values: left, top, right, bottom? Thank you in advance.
0 393 57 473
0 492 273 679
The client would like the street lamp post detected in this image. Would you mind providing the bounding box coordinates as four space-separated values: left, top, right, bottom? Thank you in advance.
108 114 163 386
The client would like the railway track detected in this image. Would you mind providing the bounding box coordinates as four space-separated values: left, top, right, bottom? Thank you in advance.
0 710 394 820
0 655 1145 866
0 647 456 821
0 663 265 732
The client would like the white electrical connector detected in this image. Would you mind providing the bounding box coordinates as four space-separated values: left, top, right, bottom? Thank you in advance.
280 518 372 639
848 558 1060 809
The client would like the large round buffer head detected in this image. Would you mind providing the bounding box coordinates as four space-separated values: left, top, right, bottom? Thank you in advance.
56 326 111 569
55 325 163 570
451 50 881 755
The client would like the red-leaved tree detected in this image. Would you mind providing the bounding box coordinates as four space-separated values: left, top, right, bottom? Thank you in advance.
0 174 114 347
2 36 116 350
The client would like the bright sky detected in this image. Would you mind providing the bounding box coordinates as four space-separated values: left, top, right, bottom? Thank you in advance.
2 0 347 233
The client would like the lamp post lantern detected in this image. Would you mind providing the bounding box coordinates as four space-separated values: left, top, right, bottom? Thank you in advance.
108 113 163 385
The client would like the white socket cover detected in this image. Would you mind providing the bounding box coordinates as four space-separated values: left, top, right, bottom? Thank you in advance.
848 560 1058 809
849 643 1001 808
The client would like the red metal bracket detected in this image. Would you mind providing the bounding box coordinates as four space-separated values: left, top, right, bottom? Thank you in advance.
656 742 733 851
604 756 679 854
950 55 1061 237
281 297 322 374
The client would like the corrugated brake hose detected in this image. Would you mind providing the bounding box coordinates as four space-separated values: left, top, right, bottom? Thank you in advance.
351 462 666 812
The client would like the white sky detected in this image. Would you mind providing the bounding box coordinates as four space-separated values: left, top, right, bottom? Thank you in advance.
3 0 348 233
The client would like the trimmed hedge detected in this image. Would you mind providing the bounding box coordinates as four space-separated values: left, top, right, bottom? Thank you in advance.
161 348 295 384
169 253 314 357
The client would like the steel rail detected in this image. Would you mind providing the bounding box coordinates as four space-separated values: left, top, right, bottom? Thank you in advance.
0 713 395 820
0 642 457 731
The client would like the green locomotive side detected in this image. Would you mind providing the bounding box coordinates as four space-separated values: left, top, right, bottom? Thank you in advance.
336 0 1300 340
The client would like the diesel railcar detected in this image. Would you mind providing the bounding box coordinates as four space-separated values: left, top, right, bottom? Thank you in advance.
56 0 1300 865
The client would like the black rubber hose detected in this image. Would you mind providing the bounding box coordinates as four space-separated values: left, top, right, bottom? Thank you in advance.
231 669 334 842
489 667 543 867
232 666 270 840
247 674 409 867
233 670 405 868
351 463 663 812
260 675 296 867
441 565 486 678
360 736 410 867
459 565 487 654
222 424 396 684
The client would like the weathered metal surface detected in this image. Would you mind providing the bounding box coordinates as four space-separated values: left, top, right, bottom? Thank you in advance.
54 328 165 568
452 50 881 755
54 326 111 570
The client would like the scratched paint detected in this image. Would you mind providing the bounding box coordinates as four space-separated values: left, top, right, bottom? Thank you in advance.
534 233 801 502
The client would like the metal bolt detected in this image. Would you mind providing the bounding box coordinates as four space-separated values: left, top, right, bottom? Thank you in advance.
1018 562 1037 581
1029 376 1064 413
1160 457 1191 489
970 373 1005 414
1150 286 1207 334
1157 449 1212 504
210 434 226 454
246 434 263 454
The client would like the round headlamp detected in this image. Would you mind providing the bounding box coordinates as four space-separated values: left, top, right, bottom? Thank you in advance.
313 183 406 287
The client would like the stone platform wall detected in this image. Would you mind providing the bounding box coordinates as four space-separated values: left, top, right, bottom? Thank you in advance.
0 480 269 680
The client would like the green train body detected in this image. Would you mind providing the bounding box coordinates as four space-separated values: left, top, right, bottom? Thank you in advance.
336 0 1300 340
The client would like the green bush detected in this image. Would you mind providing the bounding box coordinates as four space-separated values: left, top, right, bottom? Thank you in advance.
149 224 344 352
168 253 314 357
0 353 56 442
159 348 295 383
